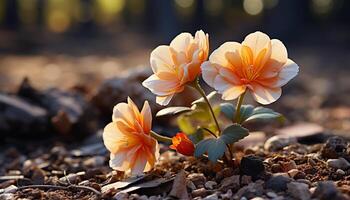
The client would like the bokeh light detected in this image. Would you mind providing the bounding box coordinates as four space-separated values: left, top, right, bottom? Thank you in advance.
243 0 264 16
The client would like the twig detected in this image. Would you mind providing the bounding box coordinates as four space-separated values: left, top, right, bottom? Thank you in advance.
16 184 102 199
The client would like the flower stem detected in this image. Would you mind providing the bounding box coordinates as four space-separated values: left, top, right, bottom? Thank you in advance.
150 131 172 143
233 91 246 123
190 80 221 134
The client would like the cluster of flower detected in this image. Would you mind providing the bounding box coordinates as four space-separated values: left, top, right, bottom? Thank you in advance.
103 31 299 175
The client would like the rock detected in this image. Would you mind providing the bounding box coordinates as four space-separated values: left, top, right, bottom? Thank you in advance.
287 182 311 200
233 181 264 199
280 160 297 172
264 136 297 151
321 136 348 159
220 189 232 199
266 191 278 198
2 185 17 193
0 93 49 138
113 192 129 200
327 158 350 170
219 175 240 191
0 193 15 200
250 198 264 200
205 181 217 190
312 181 346 200
203 193 219 200
265 175 293 192
288 169 305 179
188 173 206 187
276 123 328 144
169 170 189 200
215 168 234 182
336 169 346 176
236 131 266 148
186 180 196 191
296 179 311 186
240 155 265 180
192 188 210 198
240 175 252 185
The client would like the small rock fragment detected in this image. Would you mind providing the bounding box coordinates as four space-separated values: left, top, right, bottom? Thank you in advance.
336 169 346 176
312 181 345 200
287 182 311 200
321 136 348 159
0 193 15 200
186 180 196 191
203 193 219 200
220 189 232 199
169 170 189 200
219 175 240 191
266 191 278 198
280 160 297 172
264 136 297 151
188 173 206 187
205 181 217 190
83 156 105 168
192 188 209 198
265 175 292 192
240 155 265 180
113 192 129 200
327 158 350 170
234 181 264 199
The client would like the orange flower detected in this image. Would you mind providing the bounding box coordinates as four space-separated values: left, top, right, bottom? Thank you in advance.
170 133 195 156
201 31 299 105
143 30 209 106
103 97 159 175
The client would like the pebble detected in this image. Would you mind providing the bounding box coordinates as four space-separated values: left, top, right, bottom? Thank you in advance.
205 181 217 190
203 193 219 200
266 191 278 198
264 136 297 151
321 136 348 159
296 179 311 186
220 189 232 199
288 169 306 179
240 155 265 179
3 185 17 193
215 168 234 182
192 188 209 198
82 156 105 168
265 175 292 192
327 157 350 170
287 182 311 200
240 175 252 185
250 198 264 200
234 181 264 199
336 169 346 176
280 160 297 172
187 180 196 191
219 175 240 191
312 181 344 200
188 173 206 187
0 193 15 200
114 192 129 200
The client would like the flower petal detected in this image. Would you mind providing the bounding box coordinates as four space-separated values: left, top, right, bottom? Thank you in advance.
221 85 246 100
103 122 125 153
150 45 175 74
210 42 242 68
242 31 271 58
274 59 299 87
109 152 129 171
201 61 220 88
130 152 148 175
142 74 180 96
156 94 175 106
170 32 193 53
250 84 281 105
140 101 152 134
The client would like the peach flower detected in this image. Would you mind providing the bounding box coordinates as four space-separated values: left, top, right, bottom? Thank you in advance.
201 31 299 105
143 30 209 106
170 132 195 156
103 97 159 175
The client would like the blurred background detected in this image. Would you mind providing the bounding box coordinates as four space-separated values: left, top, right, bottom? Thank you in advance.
1 0 350 134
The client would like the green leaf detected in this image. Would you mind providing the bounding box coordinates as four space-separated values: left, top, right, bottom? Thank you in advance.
188 129 204 144
220 124 249 144
194 138 226 162
177 115 196 134
220 103 235 119
243 107 284 124
239 105 254 122
156 106 192 117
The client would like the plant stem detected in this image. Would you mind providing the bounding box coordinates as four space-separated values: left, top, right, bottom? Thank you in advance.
190 80 221 134
233 91 246 123
150 131 172 143
201 127 217 138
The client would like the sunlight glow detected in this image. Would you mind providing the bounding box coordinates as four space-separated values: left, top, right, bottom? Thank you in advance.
243 0 264 16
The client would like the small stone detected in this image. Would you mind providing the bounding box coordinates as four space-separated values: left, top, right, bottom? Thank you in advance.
234 181 264 199
266 175 292 192
266 191 278 198
327 158 350 170
240 175 252 185
215 168 234 182
114 192 129 200
220 189 232 199
188 173 206 187
264 136 297 151
296 179 311 186
3 185 17 193
219 175 240 191
0 193 15 200
271 164 283 173
139 195 148 200
203 193 219 200
187 180 196 191
336 169 346 176
288 169 305 179
321 136 348 159
250 198 264 200
192 188 209 198
240 155 265 180
205 181 217 190
287 182 311 200
276 123 326 144
280 160 297 172
312 181 344 200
